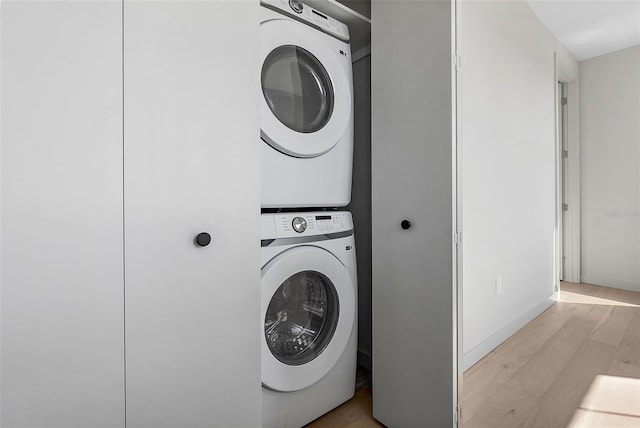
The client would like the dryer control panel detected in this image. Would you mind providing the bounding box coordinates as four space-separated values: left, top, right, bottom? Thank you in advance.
261 211 354 240
261 0 350 42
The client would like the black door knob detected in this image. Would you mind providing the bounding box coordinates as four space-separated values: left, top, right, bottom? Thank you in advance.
195 232 212 247
401 220 412 230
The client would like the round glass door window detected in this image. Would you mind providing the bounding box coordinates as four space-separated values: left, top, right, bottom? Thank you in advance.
264 270 339 366
262 45 334 134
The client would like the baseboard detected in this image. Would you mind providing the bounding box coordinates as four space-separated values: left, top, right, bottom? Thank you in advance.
581 275 640 293
462 294 557 371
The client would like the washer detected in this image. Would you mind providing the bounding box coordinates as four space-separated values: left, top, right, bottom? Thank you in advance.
261 211 357 427
260 0 354 208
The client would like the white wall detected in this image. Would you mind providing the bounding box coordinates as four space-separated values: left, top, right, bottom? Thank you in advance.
580 45 640 292
459 0 578 369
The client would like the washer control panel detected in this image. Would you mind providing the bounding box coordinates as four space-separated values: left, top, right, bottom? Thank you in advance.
261 211 353 240
261 0 350 42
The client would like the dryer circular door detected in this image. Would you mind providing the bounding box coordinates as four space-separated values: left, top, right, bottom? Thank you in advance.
261 245 355 392
260 19 352 158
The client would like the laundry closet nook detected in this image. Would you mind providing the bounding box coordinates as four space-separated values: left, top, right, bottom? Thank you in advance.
0 1 457 427
315 2 456 426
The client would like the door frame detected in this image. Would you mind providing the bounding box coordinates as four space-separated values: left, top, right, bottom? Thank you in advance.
453 0 462 425
554 52 581 286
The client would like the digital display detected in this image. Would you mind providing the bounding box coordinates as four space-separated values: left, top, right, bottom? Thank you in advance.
312 10 328 20
315 215 331 220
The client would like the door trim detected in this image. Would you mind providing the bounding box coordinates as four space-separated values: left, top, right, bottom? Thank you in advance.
555 52 581 285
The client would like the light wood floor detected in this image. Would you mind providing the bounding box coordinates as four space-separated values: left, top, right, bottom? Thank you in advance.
305 386 383 427
308 282 640 427
462 281 640 427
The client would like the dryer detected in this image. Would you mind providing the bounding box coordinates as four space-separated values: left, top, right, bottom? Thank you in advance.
260 0 354 208
261 211 357 427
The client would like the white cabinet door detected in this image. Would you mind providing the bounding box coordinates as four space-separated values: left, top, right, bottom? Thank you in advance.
371 1 457 427
123 2 261 427
1 2 125 427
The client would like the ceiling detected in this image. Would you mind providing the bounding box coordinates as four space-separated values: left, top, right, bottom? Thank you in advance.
525 0 640 61
336 0 639 61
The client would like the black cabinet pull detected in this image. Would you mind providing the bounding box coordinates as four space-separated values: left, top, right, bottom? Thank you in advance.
401 220 412 230
195 232 212 247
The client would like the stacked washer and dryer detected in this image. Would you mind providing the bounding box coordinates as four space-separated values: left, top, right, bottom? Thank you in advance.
259 0 357 426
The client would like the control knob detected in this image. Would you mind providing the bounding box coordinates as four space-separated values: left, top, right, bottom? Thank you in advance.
289 0 304 13
292 217 307 233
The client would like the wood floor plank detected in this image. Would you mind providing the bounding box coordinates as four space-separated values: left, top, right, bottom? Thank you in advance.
608 360 640 378
568 409 640 428
522 339 617 428
562 282 604 299
577 373 640 418
608 309 640 377
463 283 640 428
590 305 636 347
510 315 595 392
568 372 640 427
463 295 611 421
305 386 383 428
574 302 614 328
605 285 640 306
461 306 570 421
464 378 545 428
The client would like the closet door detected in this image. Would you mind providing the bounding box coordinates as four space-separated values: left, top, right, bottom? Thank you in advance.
371 1 457 427
123 1 261 427
1 1 125 427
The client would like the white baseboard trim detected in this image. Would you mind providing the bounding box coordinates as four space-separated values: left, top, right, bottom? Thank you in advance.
581 275 640 293
462 293 557 371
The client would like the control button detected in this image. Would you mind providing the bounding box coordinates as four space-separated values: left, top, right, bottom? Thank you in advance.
292 217 307 233
289 0 303 13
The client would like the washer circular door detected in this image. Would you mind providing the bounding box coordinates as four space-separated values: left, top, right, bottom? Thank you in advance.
260 19 352 158
261 245 355 392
